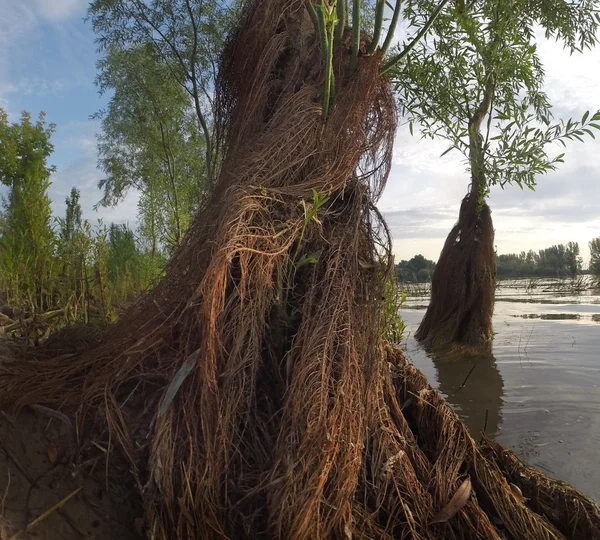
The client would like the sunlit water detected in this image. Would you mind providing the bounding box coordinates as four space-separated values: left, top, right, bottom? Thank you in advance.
401 277 600 502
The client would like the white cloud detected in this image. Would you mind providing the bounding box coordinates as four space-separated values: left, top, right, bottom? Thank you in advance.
48 120 141 227
30 0 85 21
1 2 598 265
50 154 141 227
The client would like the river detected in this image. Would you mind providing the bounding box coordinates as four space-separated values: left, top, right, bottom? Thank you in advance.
401 276 600 502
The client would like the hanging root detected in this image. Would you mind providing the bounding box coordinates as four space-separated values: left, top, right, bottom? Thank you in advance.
416 191 496 351
0 1 598 538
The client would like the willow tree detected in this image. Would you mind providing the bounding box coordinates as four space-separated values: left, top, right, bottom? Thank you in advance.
391 0 600 351
88 0 242 187
2 2 600 539
94 44 206 250
0 110 56 311
591 237 600 275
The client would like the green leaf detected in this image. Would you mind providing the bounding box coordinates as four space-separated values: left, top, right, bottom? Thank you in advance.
296 250 322 269
440 145 455 157
159 351 199 417
582 110 590 124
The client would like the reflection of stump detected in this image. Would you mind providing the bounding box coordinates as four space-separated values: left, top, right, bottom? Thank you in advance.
432 351 504 437
416 193 496 350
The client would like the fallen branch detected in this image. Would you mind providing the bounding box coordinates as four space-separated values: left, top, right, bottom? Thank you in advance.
0 310 64 335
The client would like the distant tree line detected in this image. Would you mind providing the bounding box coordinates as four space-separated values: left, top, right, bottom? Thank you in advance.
496 242 584 278
395 254 436 283
590 238 600 275
396 239 600 283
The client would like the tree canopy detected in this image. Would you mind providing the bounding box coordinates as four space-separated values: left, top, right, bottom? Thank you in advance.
590 237 600 275
392 0 600 194
94 43 206 249
497 242 583 278
0 110 56 310
88 0 242 185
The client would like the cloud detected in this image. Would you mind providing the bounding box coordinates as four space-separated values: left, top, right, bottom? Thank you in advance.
27 0 85 22
1 2 598 267
50 156 141 227
0 0 95 110
49 120 140 227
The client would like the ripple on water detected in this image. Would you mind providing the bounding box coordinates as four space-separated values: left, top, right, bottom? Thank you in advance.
400 283 600 502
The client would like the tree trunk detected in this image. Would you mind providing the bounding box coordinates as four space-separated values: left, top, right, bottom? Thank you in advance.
415 189 496 351
416 74 497 352
1 3 597 539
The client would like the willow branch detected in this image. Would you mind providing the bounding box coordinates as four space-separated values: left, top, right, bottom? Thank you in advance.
367 0 385 54
382 0 402 55
381 0 451 74
322 5 336 119
350 0 361 72
469 73 495 195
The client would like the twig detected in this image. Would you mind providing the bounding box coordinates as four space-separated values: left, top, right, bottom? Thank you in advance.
367 0 385 54
30 405 73 433
524 321 535 353
29 404 75 451
0 440 38 487
105 430 112 495
8 487 82 539
480 409 489 444
381 0 402 55
350 0 361 72
56 507 87 537
381 0 451 74
1 310 64 334
1 470 10 513
454 364 476 394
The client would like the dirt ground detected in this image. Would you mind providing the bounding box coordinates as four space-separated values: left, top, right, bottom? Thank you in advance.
0 408 142 539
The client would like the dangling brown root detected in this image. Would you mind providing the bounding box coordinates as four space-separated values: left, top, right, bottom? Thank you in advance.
0 1 597 539
416 191 496 351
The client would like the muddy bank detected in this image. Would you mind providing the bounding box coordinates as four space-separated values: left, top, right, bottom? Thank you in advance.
0 407 141 539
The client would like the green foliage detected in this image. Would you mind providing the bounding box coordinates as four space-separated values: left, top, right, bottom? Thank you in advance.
107 223 163 305
497 242 583 278
381 257 407 344
0 145 163 327
87 0 241 185
391 0 600 194
396 254 436 282
0 110 56 311
56 188 93 320
94 44 205 250
588 237 600 275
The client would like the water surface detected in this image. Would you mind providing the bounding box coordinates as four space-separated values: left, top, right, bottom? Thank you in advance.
401 277 600 502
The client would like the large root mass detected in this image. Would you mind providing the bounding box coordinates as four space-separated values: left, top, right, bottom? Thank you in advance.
1 1 598 539
416 192 496 351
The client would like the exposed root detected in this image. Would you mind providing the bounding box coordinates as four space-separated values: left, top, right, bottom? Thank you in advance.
0 1 597 539
481 437 600 539
416 192 496 351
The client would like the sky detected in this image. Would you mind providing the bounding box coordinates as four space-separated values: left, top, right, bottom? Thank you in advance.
1 1 599 266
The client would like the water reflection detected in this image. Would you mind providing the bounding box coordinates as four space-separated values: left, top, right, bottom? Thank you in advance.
432 350 504 437
401 277 600 501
